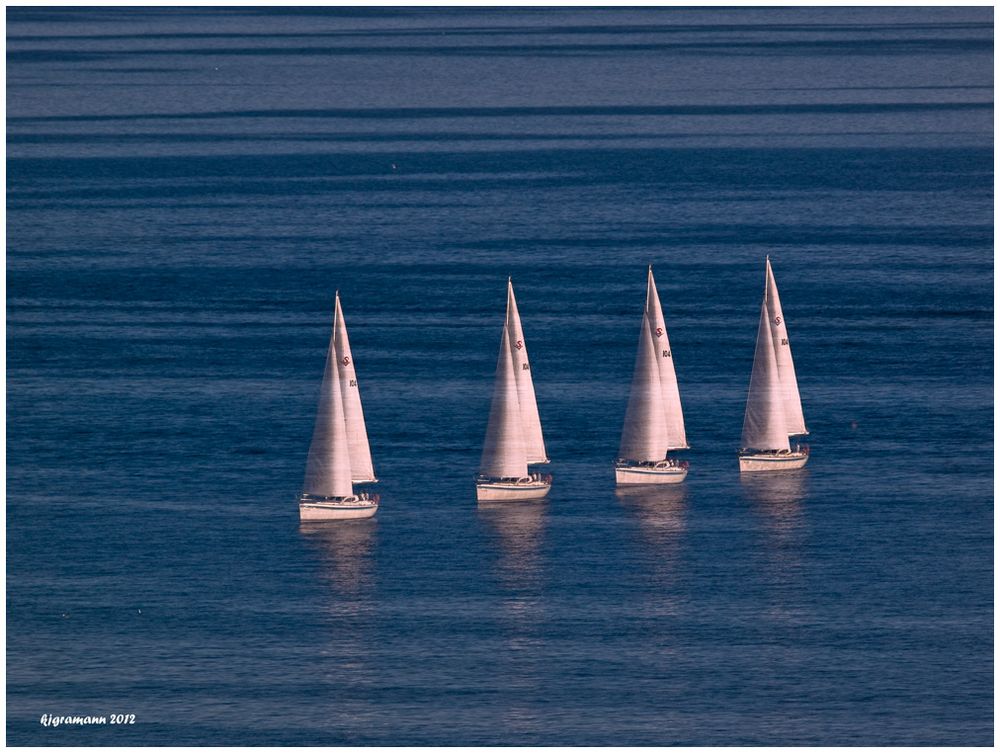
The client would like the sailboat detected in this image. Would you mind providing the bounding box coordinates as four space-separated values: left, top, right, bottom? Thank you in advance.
615 266 689 484
299 293 380 520
738 257 809 472
476 279 552 501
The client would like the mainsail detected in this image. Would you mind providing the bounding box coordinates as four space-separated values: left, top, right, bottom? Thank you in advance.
645 266 688 449
505 279 548 463
303 323 354 498
619 313 669 462
741 299 791 452
764 258 807 436
333 293 377 482
480 324 529 479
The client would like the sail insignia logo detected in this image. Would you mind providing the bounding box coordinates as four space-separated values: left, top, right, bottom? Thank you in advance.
341 356 350 366
654 327 664 338
514 340 524 350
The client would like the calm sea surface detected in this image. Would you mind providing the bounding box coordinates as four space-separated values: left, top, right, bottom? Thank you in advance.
6 7 993 745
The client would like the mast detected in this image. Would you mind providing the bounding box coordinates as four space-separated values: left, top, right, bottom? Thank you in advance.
333 293 377 482
619 313 669 462
741 298 791 452
479 324 529 479
645 266 688 449
764 257 808 436
303 317 354 498
505 279 548 463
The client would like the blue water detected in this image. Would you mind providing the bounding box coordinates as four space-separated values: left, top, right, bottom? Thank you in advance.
6 7 993 746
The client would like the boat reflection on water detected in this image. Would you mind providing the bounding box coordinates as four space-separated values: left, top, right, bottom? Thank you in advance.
477 500 547 737
299 520 376 607
616 483 688 531
477 500 546 593
298 521 379 737
477 500 547 638
616 484 688 591
740 470 808 578
741 470 808 534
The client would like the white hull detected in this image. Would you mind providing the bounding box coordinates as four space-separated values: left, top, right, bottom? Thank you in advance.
476 481 551 501
298 500 378 521
738 452 808 473
615 465 688 485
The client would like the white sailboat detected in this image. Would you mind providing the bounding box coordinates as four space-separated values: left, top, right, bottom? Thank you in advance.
739 257 809 472
299 293 379 520
476 280 552 501
615 267 688 485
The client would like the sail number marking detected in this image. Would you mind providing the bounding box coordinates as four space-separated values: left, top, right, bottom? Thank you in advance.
662 350 671 358
349 379 357 387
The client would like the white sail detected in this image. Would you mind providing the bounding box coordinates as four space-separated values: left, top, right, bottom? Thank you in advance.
619 313 669 462
303 323 354 498
333 293 377 482
741 299 791 452
764 257 808 436
505 279 548 463
480 324 529 479
645 266 688 449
